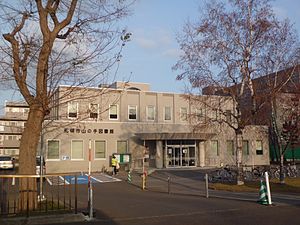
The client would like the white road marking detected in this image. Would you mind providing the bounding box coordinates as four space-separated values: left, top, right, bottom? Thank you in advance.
46 173 121 185
103 173 122 182
46 177 53 185
59 176 70 185
84 174 104 183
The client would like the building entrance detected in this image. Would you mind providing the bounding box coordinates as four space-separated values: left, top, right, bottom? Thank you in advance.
165 140 196 168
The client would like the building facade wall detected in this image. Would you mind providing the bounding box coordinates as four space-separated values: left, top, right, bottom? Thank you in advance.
0 101 28 157
43 83 270 173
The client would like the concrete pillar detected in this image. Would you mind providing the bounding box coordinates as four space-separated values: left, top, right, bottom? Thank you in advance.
155 141 163 169
199 141 205 167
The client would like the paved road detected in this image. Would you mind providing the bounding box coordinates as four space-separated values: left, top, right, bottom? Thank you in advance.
56 180 300 225
124 169 300 206
46 169 300 225
1 169 300 225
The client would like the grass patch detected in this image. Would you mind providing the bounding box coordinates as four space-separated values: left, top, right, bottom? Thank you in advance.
209 178 300 193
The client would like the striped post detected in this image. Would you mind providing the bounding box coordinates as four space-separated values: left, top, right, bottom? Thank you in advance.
127 171 132 183
258 179 268 205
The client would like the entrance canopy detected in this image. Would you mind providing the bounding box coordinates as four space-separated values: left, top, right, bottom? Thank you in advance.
135 132 215 141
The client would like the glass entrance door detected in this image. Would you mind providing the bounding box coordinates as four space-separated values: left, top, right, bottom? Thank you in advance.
188 147 196 166
165 142 196 168
166 146 181 167
182 147 188 166
174 147 181 166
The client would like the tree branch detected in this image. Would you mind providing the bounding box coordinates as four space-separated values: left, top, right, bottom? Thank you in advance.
36 0 50 37
2 11 34 104
56 23 78 39
46 0 60 26
53 0 77 36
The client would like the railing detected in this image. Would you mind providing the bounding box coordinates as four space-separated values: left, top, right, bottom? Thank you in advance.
0 174 78 217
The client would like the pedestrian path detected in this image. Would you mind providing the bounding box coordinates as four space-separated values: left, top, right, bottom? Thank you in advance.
46 173 121 185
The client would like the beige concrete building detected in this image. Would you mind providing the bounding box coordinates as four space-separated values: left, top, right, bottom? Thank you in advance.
0 101 28 157
43 82 270 173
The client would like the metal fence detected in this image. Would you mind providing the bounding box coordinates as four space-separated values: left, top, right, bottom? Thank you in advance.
0 174 78 217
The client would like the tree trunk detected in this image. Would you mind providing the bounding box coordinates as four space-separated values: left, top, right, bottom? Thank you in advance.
236 130 244 185
18 103 44 211
279 154 285 184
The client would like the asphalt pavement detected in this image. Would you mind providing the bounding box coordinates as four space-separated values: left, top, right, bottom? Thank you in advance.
64 169 300 225
1 168 300 225
121 169 300 206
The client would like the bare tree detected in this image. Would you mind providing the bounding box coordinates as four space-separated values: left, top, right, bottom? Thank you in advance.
173 0 299 185
270 89 300 183
0 0 133 209
257 27 300 184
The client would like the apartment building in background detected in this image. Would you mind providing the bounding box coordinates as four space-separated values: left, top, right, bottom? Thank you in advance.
0 101 28 157
203 65 300 161
42 82 269 173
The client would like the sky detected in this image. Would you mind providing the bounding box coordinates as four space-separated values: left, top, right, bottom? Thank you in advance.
115 0 300 93
1 0 300 112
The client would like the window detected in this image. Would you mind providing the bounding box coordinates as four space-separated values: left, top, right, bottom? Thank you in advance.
8 135 13 140
68 102 78 118
227 140 234 155
180 107 188 121
256 140 263 155
71 140 84 159
117 140 127 154
196 109 205 121
128 105 137 120
213 109 218 121
95 140 106 159
225 110 232 123
211 140 219 156
109 104 118 120
47 140 59 160
146 105 155 121
164 106 172 121
89 103 98 119
243 140 249 155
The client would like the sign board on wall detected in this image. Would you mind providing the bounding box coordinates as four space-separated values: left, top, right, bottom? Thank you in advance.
62 156 70 160
113 153 131 164
123 154 130 163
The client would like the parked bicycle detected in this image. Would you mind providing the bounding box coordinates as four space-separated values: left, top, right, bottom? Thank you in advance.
209 164 300 183
209 165 237 183
271 164 299 179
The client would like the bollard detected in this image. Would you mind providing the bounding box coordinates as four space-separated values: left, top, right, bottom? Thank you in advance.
127 171 132 183
205 173 209 198
167 176 171 194
142 173 146 190
264 172 272 205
